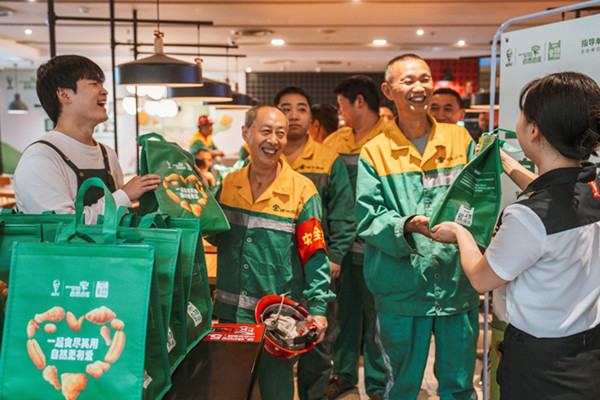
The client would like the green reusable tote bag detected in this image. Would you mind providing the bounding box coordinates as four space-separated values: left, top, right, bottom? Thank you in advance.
130 212 189 374
0 210 75 243
428 132 503 249
61 187 180 400
0 179 155 400
136 133 230 236
165 217 212 353
0 222 43 347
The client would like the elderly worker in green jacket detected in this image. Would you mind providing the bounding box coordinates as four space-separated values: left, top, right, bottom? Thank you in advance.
211 105 334 400
356 54 479 400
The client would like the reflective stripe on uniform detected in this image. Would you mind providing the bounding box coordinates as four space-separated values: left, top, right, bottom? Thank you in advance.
214 289 260 310
422 169 461 189
224 209 295 233
307 174 330 188
339 154 359 166
350 241 365 254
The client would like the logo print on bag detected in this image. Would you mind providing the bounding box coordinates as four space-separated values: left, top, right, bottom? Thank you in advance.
163 173 208 217
455 204 474 227
26 305 126 400
52 280 61 297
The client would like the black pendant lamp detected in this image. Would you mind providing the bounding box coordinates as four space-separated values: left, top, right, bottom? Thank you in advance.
210 91 259 109
115 0 202 87
167 78 233 102
7 65 28 114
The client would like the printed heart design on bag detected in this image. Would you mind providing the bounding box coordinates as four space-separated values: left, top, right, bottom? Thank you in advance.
26 306 126 400
163 173 208 217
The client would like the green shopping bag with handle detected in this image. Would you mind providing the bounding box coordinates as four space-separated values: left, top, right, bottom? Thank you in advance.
0 178 155 400
0 210 75 242
136 133 230 236
429 131 511 248
0 222 43 347
62 186 181 399
120 212 212 358
121 211 189 373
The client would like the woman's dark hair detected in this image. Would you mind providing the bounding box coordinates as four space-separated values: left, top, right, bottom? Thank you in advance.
36 55 105 125
519 71 600 160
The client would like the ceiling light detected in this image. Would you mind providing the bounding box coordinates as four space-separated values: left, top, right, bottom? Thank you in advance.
167 78 233 102
116 31 203 87
8 65 28 114
8 94 28 114
122 97 137 115
25 29 32 35
271 39 285 46
373 39 387 46
209 91 258 109
245 67 252 73
416 29 424 36
115 0 202 87
458 40 466 46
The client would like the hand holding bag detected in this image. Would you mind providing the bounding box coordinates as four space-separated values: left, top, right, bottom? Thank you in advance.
136 133 230 236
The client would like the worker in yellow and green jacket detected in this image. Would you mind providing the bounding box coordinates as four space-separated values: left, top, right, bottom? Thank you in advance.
323 75 395 400
212 105 334 400
356 54 479 400
275 86 355 400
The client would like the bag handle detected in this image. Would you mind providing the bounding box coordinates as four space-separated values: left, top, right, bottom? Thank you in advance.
138 212 168 229
482 129 522 153
117 206 138 227
136 132 167 146
58 178 118 244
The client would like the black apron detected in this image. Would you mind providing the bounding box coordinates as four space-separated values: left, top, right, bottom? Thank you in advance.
35 140 117 206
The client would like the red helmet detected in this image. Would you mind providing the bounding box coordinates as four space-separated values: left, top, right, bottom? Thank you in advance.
197 115 213 126
254 295 318 360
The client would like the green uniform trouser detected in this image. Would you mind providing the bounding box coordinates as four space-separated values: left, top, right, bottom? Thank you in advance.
297 279 340 400
376 309 479 400
220 318 295 400
331 255 386 396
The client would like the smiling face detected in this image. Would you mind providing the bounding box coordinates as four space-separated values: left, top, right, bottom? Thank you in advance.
382 58 433 117
277 93 312 140
243 107 288 170
64 79 109 126
429 93 465 124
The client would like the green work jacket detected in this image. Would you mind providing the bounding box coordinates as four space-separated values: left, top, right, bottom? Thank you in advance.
212 161 334 323
323 117 395 264
356 117 479 316
284 136 355 265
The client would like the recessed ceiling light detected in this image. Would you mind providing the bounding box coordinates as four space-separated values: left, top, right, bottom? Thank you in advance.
25 29 32 35
458 40 466 46
271 39 285 46
245 67 252 73
373 39 387 46
416 29 424 36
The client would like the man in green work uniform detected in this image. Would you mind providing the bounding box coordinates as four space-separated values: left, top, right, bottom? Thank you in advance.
356 54 479 400
211 105 334 400
323 75 394 400
275 86 355 400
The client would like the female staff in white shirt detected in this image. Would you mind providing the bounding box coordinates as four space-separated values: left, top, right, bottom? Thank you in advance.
430 71 600 400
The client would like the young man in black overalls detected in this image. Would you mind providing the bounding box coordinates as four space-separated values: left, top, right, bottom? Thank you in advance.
13 55 161 223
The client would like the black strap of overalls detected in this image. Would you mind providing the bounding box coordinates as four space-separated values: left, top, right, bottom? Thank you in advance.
33 140 117 206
